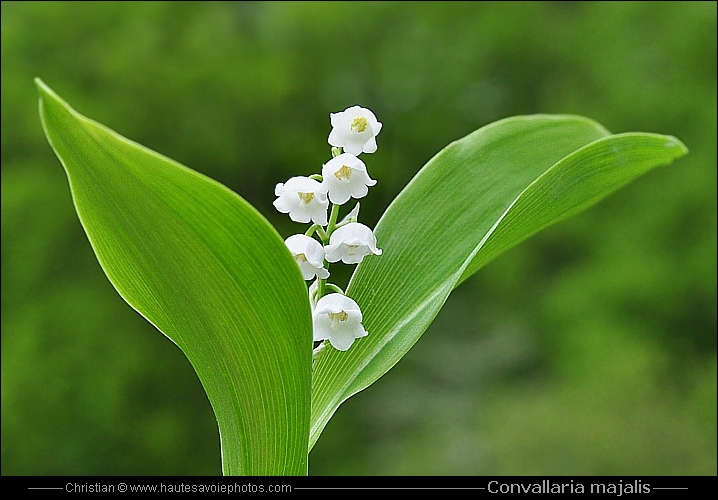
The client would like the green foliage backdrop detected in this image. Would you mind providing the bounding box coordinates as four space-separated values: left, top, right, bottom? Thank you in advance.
2 1 715 475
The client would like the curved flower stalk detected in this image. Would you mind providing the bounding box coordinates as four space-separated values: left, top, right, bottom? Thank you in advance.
274 105 384 357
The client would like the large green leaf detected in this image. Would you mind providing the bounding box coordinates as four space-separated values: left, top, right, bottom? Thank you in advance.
310 115 687 449
36 79 312 476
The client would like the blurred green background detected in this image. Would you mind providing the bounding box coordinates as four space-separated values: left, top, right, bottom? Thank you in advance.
1 1 716 476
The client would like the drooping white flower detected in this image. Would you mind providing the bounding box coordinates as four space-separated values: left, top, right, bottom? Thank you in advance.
284 234 329 281
328 106 382 156
313 293 368 351
324 222 382 265
273 176 329 226
321 153 377 205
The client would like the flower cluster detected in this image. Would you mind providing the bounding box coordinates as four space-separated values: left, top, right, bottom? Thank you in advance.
274 106 383 355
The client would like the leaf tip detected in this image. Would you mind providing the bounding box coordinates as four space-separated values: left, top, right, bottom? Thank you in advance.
34 77 51 99
664 135 689 158
34 78 71 112
35 78 55 119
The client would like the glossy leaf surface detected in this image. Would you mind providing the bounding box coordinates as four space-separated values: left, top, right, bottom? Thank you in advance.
37 79 312 475
310 115 687 449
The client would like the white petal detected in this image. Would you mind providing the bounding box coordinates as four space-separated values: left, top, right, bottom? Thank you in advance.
304 243 326 268
274 176 329 225
331 223 381 251
330 111 352 130
313 315 332 342
325 244 369 264
342 248 369 264
273 196 294 214
328 329 355 351
323 243 342 263
349 183 369 200
287 207 312 224
359 170 377 187
296 261 315 280
323 153 364 175
327 185 352 205
328 128 344 148
362 136 378 154
341 142 363 156
312 293 366 351
321 154 376 205
353 324 368 338
285 234 329 280
285 234 312 252
346 307 362 322
308 203 328 226
284 176 322 192
327 106 382 155
314 293 357 314
324 223 382 264
365 238 382 256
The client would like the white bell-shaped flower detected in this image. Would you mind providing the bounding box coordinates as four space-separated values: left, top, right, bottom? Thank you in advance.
284 234 329 281
328 106 382 156
313 293 368 351
321 153 377 205
324 222 382 265
273 176 329 226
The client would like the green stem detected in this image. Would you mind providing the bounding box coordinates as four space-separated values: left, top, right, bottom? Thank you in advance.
312 341 328 361
316 204 341 300
318 270 327 298
326 204 340 236
315 226 328 242
306 224 328 242
325 283 345 295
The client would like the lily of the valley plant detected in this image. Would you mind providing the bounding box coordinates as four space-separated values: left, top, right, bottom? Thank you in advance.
35 79 688 475
276 106 383 355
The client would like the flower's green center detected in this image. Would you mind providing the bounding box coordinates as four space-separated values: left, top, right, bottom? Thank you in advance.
334 165 353 181
297 192 314 203
350 117 368 133
329 310 349 330
295 253 308 263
